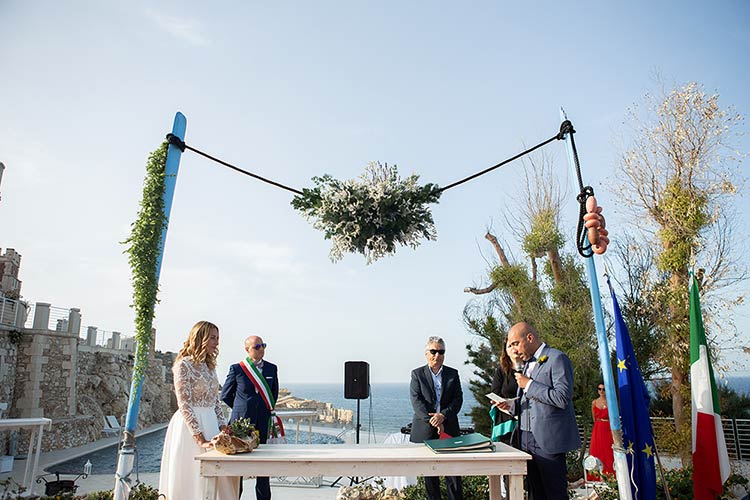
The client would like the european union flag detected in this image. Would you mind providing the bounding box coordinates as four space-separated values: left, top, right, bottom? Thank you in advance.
609 277 656 499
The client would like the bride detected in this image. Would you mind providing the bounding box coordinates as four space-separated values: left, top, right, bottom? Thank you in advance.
159 321 240 499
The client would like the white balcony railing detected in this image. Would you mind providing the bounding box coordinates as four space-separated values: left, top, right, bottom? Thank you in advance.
23 302 74 331
0 296 27 329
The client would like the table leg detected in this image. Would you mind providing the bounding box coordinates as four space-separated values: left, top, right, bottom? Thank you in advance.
202 476 217 500
488 475 502 500
30 424 44 496
508 474 524 500
23 430 35 494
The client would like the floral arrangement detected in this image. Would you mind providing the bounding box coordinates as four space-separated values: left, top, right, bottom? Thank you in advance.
213 418 260 455
538 355 548 365
228 417 259 440
336 483 404 500
291 162 442 264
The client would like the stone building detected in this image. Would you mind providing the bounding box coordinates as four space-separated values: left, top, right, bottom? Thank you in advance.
0 247 22 299
0 245 351 457
0 303 177 454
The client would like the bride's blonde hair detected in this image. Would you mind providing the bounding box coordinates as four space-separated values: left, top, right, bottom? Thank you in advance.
176 320 219 369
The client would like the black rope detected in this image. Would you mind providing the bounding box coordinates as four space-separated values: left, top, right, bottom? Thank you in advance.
166 127 571 199
166 134 304 196
439 133 563 192
559 120 595 258
576 187 595 258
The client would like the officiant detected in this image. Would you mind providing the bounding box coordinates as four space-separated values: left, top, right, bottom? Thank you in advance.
409 336 464 500
222 335 279 500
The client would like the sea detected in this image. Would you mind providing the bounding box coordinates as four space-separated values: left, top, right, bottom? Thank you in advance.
284 383 478 439
49 377 749 475
287 377 750 435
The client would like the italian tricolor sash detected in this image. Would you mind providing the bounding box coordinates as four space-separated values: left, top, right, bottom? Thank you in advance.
239 357 285 438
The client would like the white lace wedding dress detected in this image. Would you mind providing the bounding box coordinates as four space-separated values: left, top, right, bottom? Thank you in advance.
159 356 240 500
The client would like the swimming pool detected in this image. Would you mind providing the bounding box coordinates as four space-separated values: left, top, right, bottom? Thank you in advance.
48 428 344 474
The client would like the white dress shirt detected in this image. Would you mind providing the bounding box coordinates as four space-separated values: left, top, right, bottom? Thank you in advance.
430 366 443 414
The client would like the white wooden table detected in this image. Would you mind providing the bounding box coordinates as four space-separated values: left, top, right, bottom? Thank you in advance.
378 432 417 489
271 409 322 487
197 442 530 500
0 417 52 496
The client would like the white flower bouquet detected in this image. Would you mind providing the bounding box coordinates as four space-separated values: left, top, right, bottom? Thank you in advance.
292 162 442 263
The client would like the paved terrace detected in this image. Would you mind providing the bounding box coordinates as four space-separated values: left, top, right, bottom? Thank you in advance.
0 424 383 499
3 424 745 499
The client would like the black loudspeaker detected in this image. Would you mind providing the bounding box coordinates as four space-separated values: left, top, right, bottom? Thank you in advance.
344 361 370 399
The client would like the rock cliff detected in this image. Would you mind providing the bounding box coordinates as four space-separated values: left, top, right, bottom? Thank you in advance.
276 388 353 426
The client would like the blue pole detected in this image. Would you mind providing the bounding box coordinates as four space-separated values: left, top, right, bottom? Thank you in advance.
559 108 632 499
114 112 186 500
122 111 186 432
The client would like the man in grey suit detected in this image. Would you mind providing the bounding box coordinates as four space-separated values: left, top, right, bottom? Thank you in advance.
502 322 580 500
410 336 464 500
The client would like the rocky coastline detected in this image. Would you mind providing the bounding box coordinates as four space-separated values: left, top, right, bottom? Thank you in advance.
275 388 353 427
0 321 352 456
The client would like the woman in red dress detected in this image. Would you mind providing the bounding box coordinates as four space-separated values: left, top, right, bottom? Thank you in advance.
587 383 615 480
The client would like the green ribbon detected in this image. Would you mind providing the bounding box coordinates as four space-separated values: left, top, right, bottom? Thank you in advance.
489 406 517 442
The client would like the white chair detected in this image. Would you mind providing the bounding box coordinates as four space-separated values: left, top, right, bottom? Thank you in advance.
583 454 603 498
102 415 121 436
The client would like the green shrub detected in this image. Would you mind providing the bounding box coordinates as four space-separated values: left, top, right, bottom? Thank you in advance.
125 483 162 500
566 450 584 482
0 480 161 500
594 467 749 500
401 476 489 500
80 491 113 500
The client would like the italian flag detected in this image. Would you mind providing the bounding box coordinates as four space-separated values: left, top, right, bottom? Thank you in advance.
690 275 730 500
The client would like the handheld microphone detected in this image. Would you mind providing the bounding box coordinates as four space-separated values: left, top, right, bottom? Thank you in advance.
513 362 524 374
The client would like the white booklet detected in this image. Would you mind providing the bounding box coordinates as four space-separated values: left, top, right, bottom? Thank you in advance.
485 392 519 417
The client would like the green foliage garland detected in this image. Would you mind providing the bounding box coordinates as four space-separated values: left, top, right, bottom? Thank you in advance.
291 162 442 264
122 142 168 384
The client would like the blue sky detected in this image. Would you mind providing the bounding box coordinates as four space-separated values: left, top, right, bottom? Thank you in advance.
1 1 748 384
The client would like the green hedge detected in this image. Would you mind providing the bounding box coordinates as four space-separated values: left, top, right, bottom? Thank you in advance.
401 476 489 500
0 479 161 500
594 467 749 500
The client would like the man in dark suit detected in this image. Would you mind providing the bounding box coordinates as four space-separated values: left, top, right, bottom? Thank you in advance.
503 322 580 500
222 335 279 500
409 336 464 500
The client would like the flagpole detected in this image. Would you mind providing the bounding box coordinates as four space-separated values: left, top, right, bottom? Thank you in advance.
652 443 673 500
113 112 187 500
559 108 632 500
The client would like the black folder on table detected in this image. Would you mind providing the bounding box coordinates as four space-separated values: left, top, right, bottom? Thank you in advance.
424 432 495 453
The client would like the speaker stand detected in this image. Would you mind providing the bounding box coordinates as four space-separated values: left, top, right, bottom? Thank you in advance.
355 398 361 445
330 398 373 487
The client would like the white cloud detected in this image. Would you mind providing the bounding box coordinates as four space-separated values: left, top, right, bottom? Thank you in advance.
144 8 209 47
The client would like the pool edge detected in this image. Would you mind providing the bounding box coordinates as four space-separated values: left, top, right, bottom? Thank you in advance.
42 423 169 473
